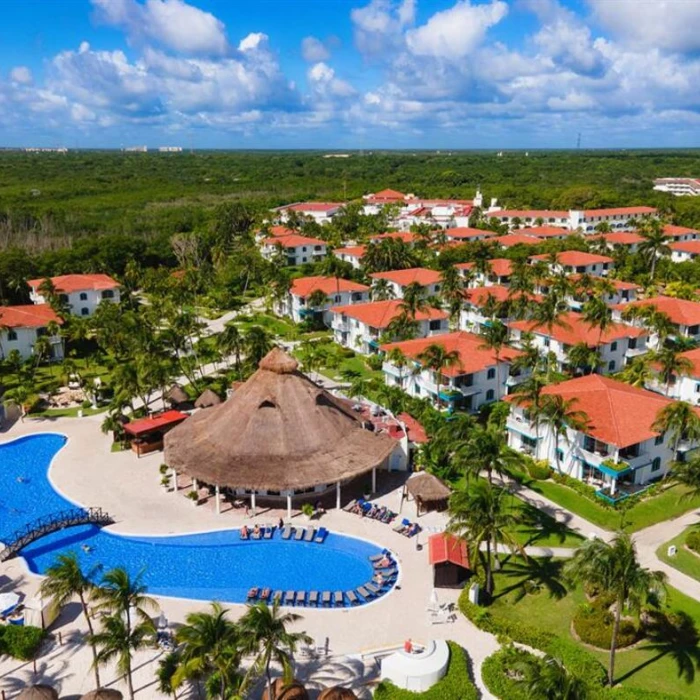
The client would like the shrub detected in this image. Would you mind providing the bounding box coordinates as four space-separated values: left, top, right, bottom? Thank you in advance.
573 601 640 650
366 354 384 371
481 645 534 700
81 399 93 409
0 625 45 660
526 458 551 481
686 530 700 553
373 641 478 700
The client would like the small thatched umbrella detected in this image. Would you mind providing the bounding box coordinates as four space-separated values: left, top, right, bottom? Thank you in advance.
261 678 309 700
318 687 359 700
406 471 452 515
165 384 189 407
80 690 124 700
17 686 59 700
194 388 222 409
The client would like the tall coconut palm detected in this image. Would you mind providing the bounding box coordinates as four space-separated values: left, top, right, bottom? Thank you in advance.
638 218 671 281
217 324 244 377
371 277 395 302
386 347 409 388
40 553 102 688
244 326 273 368
564 533 666 686
655 347 693 396
399 281 429 320
539 394 590 474
239 601 311 700
617 354 654 388
668 454 700 499
565 342 600 376
173 602 242 699
447 480 523 598
416 343 461 407
384 311 418 342
459 424 522 483
479 319 509 392
439 265 464 326
581 296 613 347
512 371 549 441
515 654 589 700
652 400 700 456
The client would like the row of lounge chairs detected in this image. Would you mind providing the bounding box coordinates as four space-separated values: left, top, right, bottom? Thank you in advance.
280 525 328 543
343 499 397 523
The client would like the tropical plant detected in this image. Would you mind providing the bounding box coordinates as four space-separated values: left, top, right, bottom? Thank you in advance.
638 218 671 281
479 319 509 391
538 394 590 474
564 533 667 686
565 342 600 376
655 346 693 395
371 277 395 301
652 400 700 454
244 326 273 368
456 424 522 483
217 324 244 377
617 354 654 388
514 654 589 699
416 343 461 407
399 281 429 320
581 296 613 347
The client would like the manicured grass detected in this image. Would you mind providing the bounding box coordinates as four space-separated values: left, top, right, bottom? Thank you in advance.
657 525 700 582
488 558 700 698
506 493 585 549
31 405 107 418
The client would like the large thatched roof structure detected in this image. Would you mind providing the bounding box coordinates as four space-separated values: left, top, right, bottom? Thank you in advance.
164 348 396 491
406 472 451 513
318 688 359 700
17 687 59 700
80 691 123 700
262 678 309 700
165 384 189 406
195 388 222 408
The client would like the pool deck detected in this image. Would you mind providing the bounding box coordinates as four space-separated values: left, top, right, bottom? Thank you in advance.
0 415 499 699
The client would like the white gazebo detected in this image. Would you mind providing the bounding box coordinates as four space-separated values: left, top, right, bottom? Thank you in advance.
380 639 450 692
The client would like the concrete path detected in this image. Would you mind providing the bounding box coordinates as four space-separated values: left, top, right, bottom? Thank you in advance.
480 542 576 558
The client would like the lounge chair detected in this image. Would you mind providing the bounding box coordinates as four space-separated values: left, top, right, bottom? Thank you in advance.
252 527 262 540
321 591 331 607
393 518 410 533
333 591 344 607
294 527 305 541
247 587 259 601
374 558 393 569
260 588 271 601
404 523 421 538
346 590 359 605
365 582 381 596
357 585 373 599
282 527 293 540
296 591 306 606
314 527 328 543
303 528 315 542
273 591 283 604
308 591 319 607
377 567 398 579
264 524 274 539
284 591 296 605
369 551 387 562
342 499 357 512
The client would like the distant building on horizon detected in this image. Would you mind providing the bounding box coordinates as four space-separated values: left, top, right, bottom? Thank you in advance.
653 177 700 196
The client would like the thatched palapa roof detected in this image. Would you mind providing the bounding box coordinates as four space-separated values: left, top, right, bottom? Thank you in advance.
262 678 309 700
406 472 452 504
165 384 189 405
164 348 396 491
318 688 359 700
17 686 59 700
195 388 222 408
80 691 123 700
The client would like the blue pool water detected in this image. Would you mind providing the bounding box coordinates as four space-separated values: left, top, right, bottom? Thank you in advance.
0 434 389 604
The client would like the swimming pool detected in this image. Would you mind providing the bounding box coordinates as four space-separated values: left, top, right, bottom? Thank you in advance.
0 434 394 605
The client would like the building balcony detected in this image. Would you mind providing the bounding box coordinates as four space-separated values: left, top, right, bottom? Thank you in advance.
506 415 539 438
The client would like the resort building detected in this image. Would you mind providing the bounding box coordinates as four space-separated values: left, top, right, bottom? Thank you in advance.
0 304 64 361
506 374 694 501
670 240 700 263
487 209 570 229
664 224 699 242
329 300 448 355
275 202 343 224
653 177 700 197
443 227 499 244
529 251 614 277
494 233 542 249
164 348 403 517
28 274 120 317
456 258 513 287
509 311 647 374
460 285 537 333
369 231 418 246
260 234 328 266
519 226 572 240
369 268 442 299
555 276 642 310
333 245 366 269
613 296 700 345
592 231 643 253
380 331 524 412
570 206 658 232
362 189 411 214
276 276 370 324
647 347 700 403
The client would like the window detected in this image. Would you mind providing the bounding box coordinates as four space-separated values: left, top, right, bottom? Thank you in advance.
543 337 550 347
487 368 496 380
522 435 537 449
654 433 664 445
101 290 114 299
690 325 700 335
608 360 616 371
434 285 441 292
486 389 495 401
59 294 69 303
651 457 662 472
334 295 341 303
610 341 617 352
302 247 307 252
81 308 89 316
556 448 563 462
79 292 88 301
628 337 637 350
428 319 442 331
7 329 17 341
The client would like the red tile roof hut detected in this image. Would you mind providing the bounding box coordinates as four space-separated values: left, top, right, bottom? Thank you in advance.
428 533 470 588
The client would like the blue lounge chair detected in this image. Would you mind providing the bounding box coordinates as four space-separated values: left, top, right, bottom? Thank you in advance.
365 582 381 596
314 527 328 543
357 585 373 600
303 528 315 542
282 527 292 540
308 591 319 607
393 518 410 533
296 591 306 606
369 551 386 563
321 591 331 607
346 590 359 605
333 591 344 607
260 588 271 602
284 591 296 605
342 499 357 512
272 591 283 604
294 528 305 541
264 524 274 539
247 587 259 601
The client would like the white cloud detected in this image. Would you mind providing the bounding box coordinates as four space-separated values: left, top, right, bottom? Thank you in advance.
588 0 700 53
351 0 415 57
91 0 229 55
308 62 356 98
301 36 330 62
405 1 508 59
10 66 33 84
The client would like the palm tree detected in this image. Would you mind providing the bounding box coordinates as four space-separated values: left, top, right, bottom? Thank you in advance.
217 324 244 377
41 553 102 688
91 612 154 700
459 424 522 483
439 266 464 326
514 654 589 699
618 354 654 388
581 296 613 347
539 394 590 474
564 533 666 686
655 346 693 396
384 311 418 342
447 480 523 598
652 400 700 456
669 455 700 499
399 281 428 320
239 601 311 700
244 326 273 368
416 343 461 407
306 288 328 314
156 651 181 699
386 347 409 388
565 342 600 376
371 277 395 302
512 371 549 441
638 218 671 281
173 602 242 699
479 319 509 392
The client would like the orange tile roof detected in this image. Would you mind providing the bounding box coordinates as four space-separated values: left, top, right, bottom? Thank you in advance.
510 311 643 347
530 251 613 266
670 241 700 255
462 285 540 308
0 304 63 329
28 273 119 293
381 330 521 376
290 276 369 297
329 300 447 328
519 226 572 238
370 267 442 287
596 232 643 246
679 348 700 378
664 224 700 238
261 234 327 248
583 206 657 217
283 202 342 212
444 227 499 240
618 296 700 327
124 410 188 437
455 258 513 278
567 274 640 292
366 189 406 202
370 231 417 243
537 374 685 448
268 225 295 237
397 412 429 444
429 533 469 569
496 234 542 248
334 245 366 258
491 209 569 219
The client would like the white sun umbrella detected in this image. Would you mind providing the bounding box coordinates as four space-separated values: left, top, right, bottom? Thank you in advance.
157 612 168 630
0 592 20 616
428 588 439 611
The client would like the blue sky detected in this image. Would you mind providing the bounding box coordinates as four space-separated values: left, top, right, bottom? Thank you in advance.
1 0 700 148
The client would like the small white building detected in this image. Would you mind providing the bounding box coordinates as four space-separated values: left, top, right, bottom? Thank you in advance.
613 296 700 346
664 224 700 242
456 258 513 287
333 245 366 270
487 209 570 229
276 202 343 225
276 276 370 324
653 178 700 197
460 285 538 334
28 274 121 317
381 331 525 413
670 240 700 263
571 206 658 233
592 232 644 253
0 304 64 361
506 374 692 502
443 227 500 244
530 251 614 277
369 268 442 299
648 347 700 403
329 300 448 355
509 311 647 374
260 234 328 266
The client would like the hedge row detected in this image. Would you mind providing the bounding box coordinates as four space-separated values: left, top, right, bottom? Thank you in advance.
480 646 533 700
573 600 640 650
373 641 478 700
686 530 700 553
0 625 45 660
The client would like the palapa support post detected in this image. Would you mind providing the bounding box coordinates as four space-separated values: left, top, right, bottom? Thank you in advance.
336 481 341 510
172 468 178 494
287 493 292 519
251 491 256 517
372 467 377 494
215 484 221 515
193 478 198 492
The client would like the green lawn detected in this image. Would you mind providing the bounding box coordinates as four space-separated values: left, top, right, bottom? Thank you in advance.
507 493 585 549
522 477 700 534
488 558 700 697
657 525 700 582
31 405 107 418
